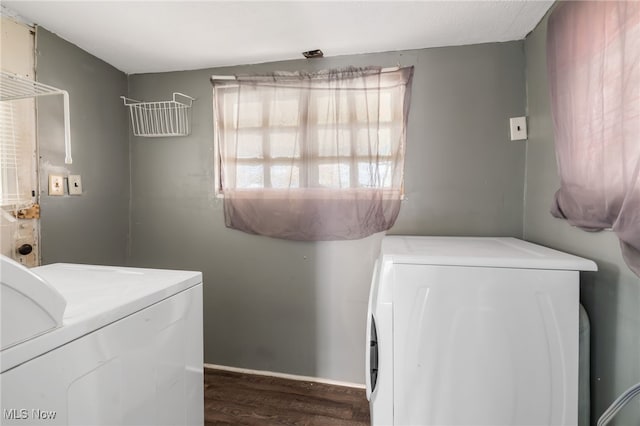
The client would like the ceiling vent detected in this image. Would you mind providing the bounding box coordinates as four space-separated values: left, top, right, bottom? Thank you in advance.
302 49 324 59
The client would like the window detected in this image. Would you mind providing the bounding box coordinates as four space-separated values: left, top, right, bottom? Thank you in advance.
215 84 400 192
212 67 413 241
0 100 36 208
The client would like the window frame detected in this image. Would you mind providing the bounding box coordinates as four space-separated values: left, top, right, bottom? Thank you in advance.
212 81 402 198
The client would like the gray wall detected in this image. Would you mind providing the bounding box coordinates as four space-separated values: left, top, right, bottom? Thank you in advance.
36 27 129 265
127 42 526 383
524 14 640 425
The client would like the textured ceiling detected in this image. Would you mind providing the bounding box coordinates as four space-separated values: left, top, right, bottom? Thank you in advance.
3 1 554 75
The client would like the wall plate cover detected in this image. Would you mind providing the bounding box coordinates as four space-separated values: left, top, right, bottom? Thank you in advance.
48 175 64 196
510 117 527 141
68 175 82 195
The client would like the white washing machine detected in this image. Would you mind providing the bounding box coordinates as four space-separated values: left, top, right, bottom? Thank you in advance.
0 256 203 426
366 236 597 426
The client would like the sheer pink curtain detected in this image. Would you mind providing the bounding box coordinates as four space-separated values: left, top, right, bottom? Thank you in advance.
212 67 414 241
547 1 640 276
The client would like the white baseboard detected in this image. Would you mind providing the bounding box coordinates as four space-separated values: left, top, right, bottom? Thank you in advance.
204 363 366 389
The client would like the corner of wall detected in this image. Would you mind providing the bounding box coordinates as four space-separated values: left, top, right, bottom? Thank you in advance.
125 73 133 266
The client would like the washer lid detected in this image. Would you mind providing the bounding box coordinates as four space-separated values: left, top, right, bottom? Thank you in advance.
1 263 202 373
0 255 66 352
381 236 597 271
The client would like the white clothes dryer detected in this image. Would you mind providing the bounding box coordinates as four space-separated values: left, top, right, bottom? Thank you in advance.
366 236 596 426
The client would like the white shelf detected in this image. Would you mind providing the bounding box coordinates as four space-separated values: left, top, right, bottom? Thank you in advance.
0 71 72 164
121 92 195 137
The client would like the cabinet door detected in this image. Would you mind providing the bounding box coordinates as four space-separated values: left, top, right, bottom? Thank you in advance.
393 265 578 426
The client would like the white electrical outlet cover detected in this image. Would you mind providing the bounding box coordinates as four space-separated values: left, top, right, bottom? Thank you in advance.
68 175 82 195
48 175 64 196
509 117 527 141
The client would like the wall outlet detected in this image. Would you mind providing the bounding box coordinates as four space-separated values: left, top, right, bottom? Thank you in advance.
48 175 64 196
509 117 527 141
68 175 82 195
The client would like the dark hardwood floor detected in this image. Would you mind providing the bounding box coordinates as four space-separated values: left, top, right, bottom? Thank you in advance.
204 368 371 426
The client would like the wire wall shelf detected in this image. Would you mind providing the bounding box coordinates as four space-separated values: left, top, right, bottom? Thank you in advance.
121 92 195 137
1 70 65 101
0 70 72 164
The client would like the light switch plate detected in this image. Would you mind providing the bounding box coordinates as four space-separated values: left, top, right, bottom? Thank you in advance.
68 175 82 195
48 175 64 196
510 117 527 141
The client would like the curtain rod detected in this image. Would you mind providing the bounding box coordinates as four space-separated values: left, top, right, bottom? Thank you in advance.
211 66 401 81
